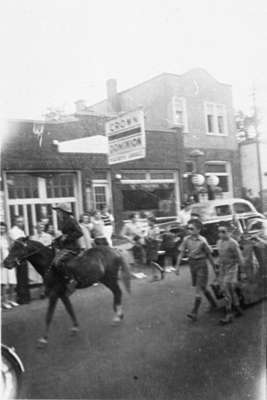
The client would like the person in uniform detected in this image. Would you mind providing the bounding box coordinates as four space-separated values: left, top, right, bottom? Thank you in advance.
176 218 217 321
52 203 83 295
217 224 245 324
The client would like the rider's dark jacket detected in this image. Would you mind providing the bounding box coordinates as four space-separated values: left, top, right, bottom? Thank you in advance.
58 216 83 251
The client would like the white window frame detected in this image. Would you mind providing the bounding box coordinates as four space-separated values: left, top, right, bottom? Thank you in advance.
204 102 228 136
204 161 233 198
172 96 188 133
92 179 112 211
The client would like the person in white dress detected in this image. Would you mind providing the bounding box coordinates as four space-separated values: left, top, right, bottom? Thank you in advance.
101 206 114 247
1 222 18 309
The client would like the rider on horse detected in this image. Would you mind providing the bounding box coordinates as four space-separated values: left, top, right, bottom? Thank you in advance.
52 203 83 295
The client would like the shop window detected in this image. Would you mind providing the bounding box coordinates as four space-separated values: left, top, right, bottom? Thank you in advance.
122 183 176 218
7 174 38 199
46 173 74 198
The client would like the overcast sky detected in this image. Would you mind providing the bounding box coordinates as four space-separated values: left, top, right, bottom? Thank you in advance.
1 0 267 128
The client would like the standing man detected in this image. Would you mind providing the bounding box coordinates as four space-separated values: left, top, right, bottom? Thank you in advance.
52 203 83 295
176 219 217 321
9 216 31 304
216 224 245 324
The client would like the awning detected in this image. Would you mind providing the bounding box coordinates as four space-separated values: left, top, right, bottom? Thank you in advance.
56 135 108 154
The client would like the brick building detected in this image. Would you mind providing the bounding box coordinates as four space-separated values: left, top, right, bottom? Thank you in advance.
88 68 241 200
2 116 184 233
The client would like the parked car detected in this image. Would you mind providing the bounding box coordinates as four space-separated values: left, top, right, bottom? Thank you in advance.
188 198 264 250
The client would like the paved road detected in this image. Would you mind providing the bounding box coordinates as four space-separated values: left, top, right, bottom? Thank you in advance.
2 266 266 400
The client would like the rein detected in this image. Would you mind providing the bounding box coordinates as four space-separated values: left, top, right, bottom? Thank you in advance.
14 241 53 265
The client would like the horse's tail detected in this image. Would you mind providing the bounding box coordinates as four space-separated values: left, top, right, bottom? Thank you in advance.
119 253 131 294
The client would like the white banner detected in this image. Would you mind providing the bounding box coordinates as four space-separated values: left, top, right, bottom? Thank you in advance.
105 109 146 165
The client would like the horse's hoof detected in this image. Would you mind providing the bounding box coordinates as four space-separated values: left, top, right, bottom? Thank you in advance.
70 326 80 336
37 337 48 348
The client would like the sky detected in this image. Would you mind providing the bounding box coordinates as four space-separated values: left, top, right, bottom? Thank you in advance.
1 0 267 131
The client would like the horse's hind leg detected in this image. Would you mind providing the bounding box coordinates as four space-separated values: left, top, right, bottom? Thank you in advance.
37 293 58 348
102 277 123 324
60 294 79 335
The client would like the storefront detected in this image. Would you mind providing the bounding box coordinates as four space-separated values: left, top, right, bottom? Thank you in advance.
3 171 82 235
113 170 180 225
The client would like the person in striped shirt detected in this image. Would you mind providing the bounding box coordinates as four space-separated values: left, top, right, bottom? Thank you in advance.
101 206 114 247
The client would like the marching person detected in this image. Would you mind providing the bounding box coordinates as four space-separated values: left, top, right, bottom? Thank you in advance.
216 224 245 324
9 216 31 304
1 222 19 310
52 203 83 295
101 206 114 247
176 218 217 321
145 216 164 281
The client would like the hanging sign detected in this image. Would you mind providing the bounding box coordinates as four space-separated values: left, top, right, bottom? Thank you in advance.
105 109 146 164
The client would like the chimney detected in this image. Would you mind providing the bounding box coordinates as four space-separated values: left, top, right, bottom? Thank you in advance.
106 79 121 112
75 99 86 113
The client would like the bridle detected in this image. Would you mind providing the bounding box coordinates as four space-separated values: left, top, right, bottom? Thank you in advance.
12 239 53 267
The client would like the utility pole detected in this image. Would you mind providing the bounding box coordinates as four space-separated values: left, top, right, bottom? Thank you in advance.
251 85 264 212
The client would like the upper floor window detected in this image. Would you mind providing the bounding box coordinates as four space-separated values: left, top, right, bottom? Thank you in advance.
172 97 188 132
205 102 227 135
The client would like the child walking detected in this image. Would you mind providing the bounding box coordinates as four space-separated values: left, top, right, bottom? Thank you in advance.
216 224 245 324
176 218 217 321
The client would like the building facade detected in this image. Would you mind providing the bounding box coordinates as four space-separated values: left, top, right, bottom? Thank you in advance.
2 116 184 233
89 68 241 200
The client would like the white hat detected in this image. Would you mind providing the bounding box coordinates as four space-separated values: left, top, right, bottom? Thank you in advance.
52 203 72 214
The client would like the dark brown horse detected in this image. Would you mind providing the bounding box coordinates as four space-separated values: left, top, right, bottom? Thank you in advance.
4 238 131 347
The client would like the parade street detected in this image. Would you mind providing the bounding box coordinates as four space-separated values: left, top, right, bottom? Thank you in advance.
2 266 266 400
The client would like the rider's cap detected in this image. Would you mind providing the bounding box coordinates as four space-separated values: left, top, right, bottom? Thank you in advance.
52 203 72 214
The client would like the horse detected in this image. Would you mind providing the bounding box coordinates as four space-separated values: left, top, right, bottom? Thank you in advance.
4 238 131 347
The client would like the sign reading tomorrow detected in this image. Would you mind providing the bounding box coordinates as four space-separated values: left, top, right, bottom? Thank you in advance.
105 109 146 165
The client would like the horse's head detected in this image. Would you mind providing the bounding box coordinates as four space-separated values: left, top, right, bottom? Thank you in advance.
4 237 32 269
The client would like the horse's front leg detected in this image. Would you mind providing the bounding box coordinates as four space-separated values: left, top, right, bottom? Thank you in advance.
37 293 58 348
60 294 79 335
